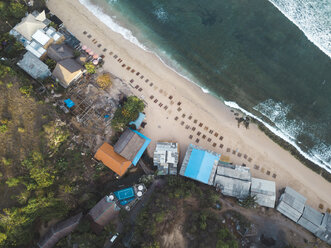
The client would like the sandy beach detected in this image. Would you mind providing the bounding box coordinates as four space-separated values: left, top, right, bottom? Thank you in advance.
47 0 331 210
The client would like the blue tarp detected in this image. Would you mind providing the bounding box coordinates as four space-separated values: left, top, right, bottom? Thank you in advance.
131 129 151 166
114 187 135 201
64 99 75 108
129 112 145 129
184 147 220 184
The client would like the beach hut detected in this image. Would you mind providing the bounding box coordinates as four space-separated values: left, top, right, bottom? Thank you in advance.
179 144 220 185
213 162 251 199
250 177 276 208
153 142 179 175
276 186 306 222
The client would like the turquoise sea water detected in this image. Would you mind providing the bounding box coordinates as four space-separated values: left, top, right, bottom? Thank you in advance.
81 0 331 171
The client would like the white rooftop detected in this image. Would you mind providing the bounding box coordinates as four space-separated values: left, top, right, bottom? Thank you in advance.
45 27 62 42
153 142 179 175
32 29 52 46
25 40 46 58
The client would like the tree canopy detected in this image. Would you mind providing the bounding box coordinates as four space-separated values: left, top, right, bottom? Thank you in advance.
111 96 145 131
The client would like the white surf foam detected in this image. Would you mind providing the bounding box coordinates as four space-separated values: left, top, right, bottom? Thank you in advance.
79 0 330 172
79 0 210 96
268 0 331 58
224 100 331 173
79 0 147 50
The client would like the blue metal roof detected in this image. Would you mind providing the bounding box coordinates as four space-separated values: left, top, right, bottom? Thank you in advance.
184 148 220 184
131 129 151 166
129 112 145 129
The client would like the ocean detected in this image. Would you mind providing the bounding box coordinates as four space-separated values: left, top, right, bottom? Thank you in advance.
80 0 331 172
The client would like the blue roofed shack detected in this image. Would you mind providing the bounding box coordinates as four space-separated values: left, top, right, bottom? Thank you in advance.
179 144 221 185
64 99 75 108
129 112 145 129
113 128 151 166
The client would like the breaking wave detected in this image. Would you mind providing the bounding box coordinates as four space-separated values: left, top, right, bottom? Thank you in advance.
267 0 331 58
224 100 331 173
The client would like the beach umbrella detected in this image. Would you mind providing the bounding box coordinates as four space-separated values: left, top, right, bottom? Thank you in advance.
82 45 87 50
93 54 99 59
89 51 94 56
93 60 98 65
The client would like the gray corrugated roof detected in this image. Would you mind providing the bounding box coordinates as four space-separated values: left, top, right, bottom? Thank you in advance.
88 196 119 227
315 213 331 245
297 206 324 234
250 177 276 208
17 51 51 79
277 200 303 222
214 175 251 199
58 58 83 73
47 44 74 62
114 129 145 162
276 187 306 222
216 163 251 181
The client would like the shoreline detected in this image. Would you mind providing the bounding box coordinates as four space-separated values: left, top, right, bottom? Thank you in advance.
47 0 331 210
79 0 331 173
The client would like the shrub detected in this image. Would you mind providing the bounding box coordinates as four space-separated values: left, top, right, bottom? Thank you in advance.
111 96 145 131
45 58 57 71
9 2 27 19
84 62 96 74
6 82 13 89
19 85 33 97
96 73 112 89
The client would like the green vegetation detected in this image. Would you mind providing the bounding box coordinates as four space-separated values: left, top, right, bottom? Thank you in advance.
19 85 33 97
84 62 96 74
45 58 57 71
55 220 115 248
96 73 112 89
0 61 112 248
131 177 234 247
240 195 257 208
111 96 145 131
8 2 27 19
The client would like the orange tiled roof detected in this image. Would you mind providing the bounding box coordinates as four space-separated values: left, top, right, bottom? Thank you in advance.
94 142 132 176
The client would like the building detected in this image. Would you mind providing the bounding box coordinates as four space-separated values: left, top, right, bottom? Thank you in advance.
250 177 276 208
179 144 220 185
153 142 179 175
88 196 120 227
94 142 132 177
31 29 54 49
213 162 251 199
17 51 51 79
45 26 65 44
47 43 74 62
37 212 82 248
297 205 324 234
113 129 151 166
52 58 84 88
25 40 46 59
276 186 306 222
10 13 47 43
315 213 331 245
